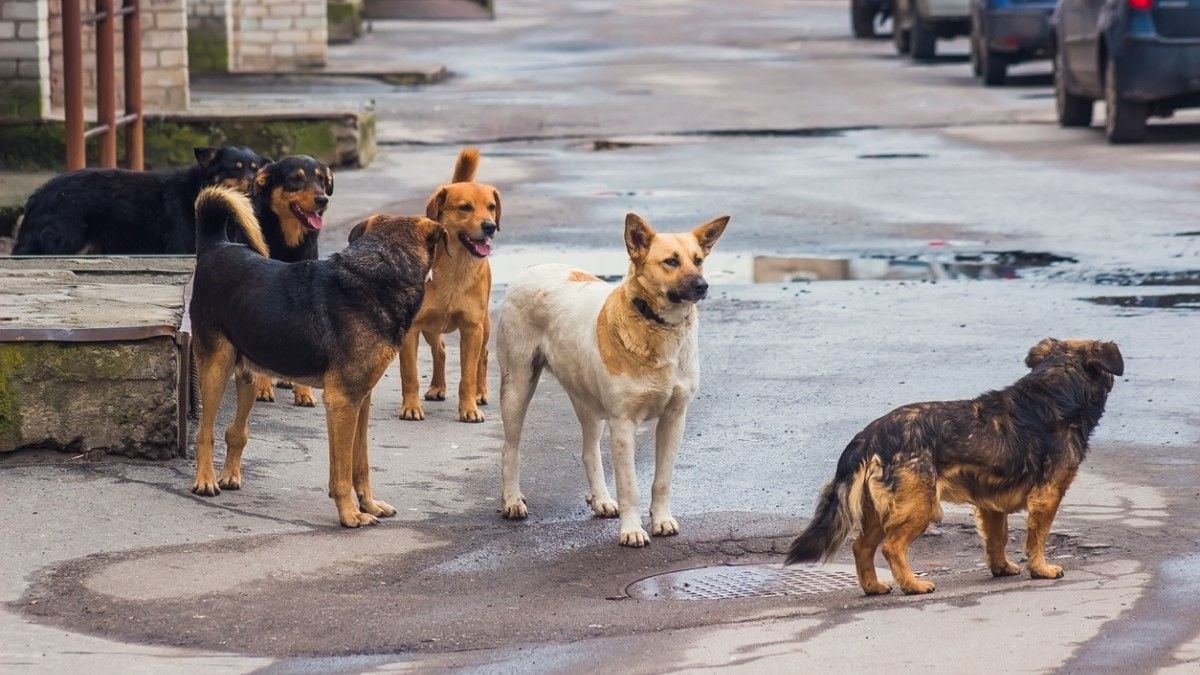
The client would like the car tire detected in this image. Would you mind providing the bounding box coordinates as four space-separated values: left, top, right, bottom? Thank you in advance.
910 15 937 60
852 0 876 38
1104 58 1147 143
982 48 1007 86
1054 45 1093 128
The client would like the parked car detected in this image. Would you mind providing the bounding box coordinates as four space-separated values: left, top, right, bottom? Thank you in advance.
893 0 972 59
852 0 893 38
969 0 1056 85
1052 0 1200 143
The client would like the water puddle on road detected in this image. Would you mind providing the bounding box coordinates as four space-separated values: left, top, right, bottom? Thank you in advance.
490 249 1074 285
1083 294 1200 310
1094 270 1200 286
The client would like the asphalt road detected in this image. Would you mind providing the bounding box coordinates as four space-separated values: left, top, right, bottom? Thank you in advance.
3 1 1200 672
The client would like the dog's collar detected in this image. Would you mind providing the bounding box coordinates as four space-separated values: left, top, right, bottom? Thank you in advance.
632 297 671 326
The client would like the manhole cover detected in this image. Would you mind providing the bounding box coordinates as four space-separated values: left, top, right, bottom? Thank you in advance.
626 564 861 600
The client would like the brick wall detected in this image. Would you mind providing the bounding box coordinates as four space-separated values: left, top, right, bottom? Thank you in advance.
0 0 51 119
230 0 327 71
47 0 190 114
188 0 228 73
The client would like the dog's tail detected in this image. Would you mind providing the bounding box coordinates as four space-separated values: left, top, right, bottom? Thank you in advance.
194 185 268 257
451 147 480 183
785 450 880 565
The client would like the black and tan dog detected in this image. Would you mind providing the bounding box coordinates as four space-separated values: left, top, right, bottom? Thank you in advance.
786 338 1123 595
244 155 335 407
396 148 499 423
188 186 442 528
13 146 266 255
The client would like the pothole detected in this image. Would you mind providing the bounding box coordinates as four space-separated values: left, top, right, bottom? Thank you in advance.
1083 293 1200 310
1094 270 1200 286
626 564 862 600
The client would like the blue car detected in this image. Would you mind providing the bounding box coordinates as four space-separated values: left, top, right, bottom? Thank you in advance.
970 0 1057 85
1052 0 1200 142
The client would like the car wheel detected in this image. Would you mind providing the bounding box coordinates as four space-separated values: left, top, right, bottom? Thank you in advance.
893 5 911 54
1104 58 1147 143
852 0 876 38
982 48 1007 86
1054 45 1093 127
910 15 937 60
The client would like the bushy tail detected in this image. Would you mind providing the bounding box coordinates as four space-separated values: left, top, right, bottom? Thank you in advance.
785 457 876 565
451 147 480 183
194 186 268 257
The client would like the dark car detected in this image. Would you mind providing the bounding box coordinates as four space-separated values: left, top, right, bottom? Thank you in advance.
1052 0 1200 142
852 0 894 37
970 0 1057 85
893 0 972 60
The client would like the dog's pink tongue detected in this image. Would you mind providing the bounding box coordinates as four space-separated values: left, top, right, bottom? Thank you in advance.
471 239 492 256
305 212 324 230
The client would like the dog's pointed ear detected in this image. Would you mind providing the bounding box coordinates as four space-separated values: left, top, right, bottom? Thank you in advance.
324 168 334 196
426 186 448 221
1088 341 1124 377
1025 338 1059 369
492 188 501 231
624 213 655 263
693 215 730 255
348 216 374 244
253 166 270 195
194 147 218 167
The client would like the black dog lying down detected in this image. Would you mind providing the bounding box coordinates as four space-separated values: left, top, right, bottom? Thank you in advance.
787 338 1123 596
188 185 444 527
12 146 266 255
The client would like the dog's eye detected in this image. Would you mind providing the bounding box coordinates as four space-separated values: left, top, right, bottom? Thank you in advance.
488 204 496 212
459 203 473 212
694 257 703 266
663 258 680 268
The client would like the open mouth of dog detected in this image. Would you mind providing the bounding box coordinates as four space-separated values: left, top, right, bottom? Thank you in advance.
458 232 493 258
290 203 325 231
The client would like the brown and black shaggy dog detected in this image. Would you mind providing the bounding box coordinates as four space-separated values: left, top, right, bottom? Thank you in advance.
786 338 1123 596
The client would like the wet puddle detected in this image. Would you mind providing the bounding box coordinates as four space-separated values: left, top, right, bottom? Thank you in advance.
490 249 1074 285
1094 270 1200 286
1083 294 1200 310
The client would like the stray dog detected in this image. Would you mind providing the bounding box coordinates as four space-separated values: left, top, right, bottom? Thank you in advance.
497 213 729 546
188 186 442 527
245 155 335 407
13 146 265 255
397 148 499 423
786 338 1123 595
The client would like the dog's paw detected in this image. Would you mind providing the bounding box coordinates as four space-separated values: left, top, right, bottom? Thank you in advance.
399 403 425 421
651 516 679 537
255 384 276 403
424 386 446 401
217 469 242 491
1030 563 1064 579
586 494 619 518
991 561 1021 577
293 389 317 407
900 579 936 595
192 475 221 497
339 511 380 528
861 580 893 596
501 494 528 519
619 527 650 548
459 407 485 423
359 498 397 518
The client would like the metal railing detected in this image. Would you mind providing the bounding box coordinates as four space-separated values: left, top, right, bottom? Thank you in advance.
61 0 143 170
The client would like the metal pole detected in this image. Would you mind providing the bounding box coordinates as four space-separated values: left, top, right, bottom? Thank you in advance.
122 0 143 170
62 0 85 170
95 0 117 168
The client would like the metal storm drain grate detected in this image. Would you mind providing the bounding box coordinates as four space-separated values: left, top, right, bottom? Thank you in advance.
626 564 861 600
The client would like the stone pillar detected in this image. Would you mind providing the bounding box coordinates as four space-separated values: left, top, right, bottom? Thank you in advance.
0 0 51 119
230 0 328 71
47 0 190 114
187 0 229 73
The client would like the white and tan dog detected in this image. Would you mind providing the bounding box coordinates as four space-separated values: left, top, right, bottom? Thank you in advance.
496 212 729 547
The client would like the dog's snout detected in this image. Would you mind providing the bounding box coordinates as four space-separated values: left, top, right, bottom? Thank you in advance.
481 220 498 237
692 277 709 297
315 194 330 208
